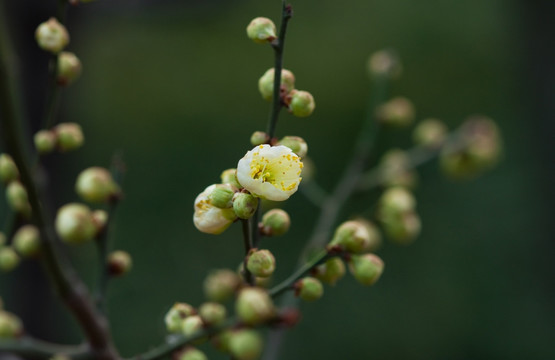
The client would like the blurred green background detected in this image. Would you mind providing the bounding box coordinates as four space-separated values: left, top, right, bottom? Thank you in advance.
1 0 554 359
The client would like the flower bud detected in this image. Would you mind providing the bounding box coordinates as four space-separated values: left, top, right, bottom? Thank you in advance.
330 220 379 254
76 167 120 203
199 302 226 326
348 254 384 286
261 209 290 236
55 203 97 244
0 311 23 338
288 90 315 118
0 154 19 183
107 250 132 276
194 185 237 234
178 347 208 360
379 187 416 217
0 247 20 272
221 168 242 189
296 277 324 302
232 192 258 220
246 17 276 44
92 209 109 231
35 18 69 54
250 131 269 146
313 257 346 285
208 184 236 209
379 149 417 189
34 130 57 155
258 68 295 101
165 302 196 333
235 287 275 325
55 123 84 152
413 118 447 148
57 51 82 86
247 249 276 278
382 211 421 244
376 97 415 127
13 225 41 257
6 181 31 216
229 329 263 360
181 315 204 338
277 136 308 158
237 262 273 288
203 269 241 302
212 329 233 353
367 49 402 79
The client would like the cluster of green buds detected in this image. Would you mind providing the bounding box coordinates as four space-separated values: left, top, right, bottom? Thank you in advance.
0 154 33 217
34 122 85 155
377 187 421 244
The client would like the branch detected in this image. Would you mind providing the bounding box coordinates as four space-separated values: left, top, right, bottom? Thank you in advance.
241 219 255 285
0 337 88 360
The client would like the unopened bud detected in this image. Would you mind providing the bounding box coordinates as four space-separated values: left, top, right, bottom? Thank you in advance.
379 187 416 217
380 149 417 188
220 168 242 189
35 18 69 54
55 203 97 244
376 97 415 127
107 250 132 276
0 248 20 272
330 220 379 253
233 192 258 219
209 184 236 209
235 287 275 325
203 269 241 302
178 347 208 360
34 130 57 154
288 90 315 118
258 68 295 101
246 17 276 44
250 131 269 146
199 302 226 326
368 49 402 78
13 225 41 257
92 209 109 232
247 249 276 278
348 254 384 286
165 302 196 333
55 123 84 152
76 167 120 203
57 52 82 86
382 211 421 244
237 262 273 288
296 277 324 302
0 154 19 183
277 136 308 158
229 329 263 360
181 315 204 338
313 257 346 285
6 181 31 216
261 209 290 236
0 311 23 338
413 118 447 148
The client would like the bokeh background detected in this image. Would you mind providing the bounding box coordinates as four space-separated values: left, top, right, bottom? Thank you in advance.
1 0 554 359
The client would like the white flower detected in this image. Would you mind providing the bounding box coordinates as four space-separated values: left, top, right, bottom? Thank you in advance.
236 145 303 201
194 185 236 234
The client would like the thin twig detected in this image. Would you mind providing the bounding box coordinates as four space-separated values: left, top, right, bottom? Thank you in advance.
0 337 88 360
241 219 255 285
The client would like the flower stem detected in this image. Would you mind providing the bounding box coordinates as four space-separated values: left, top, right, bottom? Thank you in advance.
241 218 255 285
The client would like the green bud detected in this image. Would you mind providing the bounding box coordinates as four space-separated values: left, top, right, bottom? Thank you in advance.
413 118 447 148
199 302 227 326
0 311 23 338
246 17 276 44
258 68 295 101
203 269 241 302
261 209 290 236
220 168 242 189
233 192 258 219
75 167 120 203
376 97 415 127
181 315 204 337
92 209 109 231
178 347 208 360
208 184 236 209
382 211 421 244
237 262 273 288
348 254 384 286
277 136 308 158
288 90 315 118
212 329 233 353
55 203 97 244
165 302 196 333
57 51 82 86
229 329 263 360
367 49 402 79
330 220 379 254
379 187 416 217
0 247 20 272
107 250 132 276
13 225 41 257
235 287 275 325
313 257 346 285
6 181 31 215
55 123 84 152
250 131 269 146
0 154 19 183
34 130 57 155
379 149 417 189
0 232 6 247
247 249 276 278
35 17 69 54
296 277 324 302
